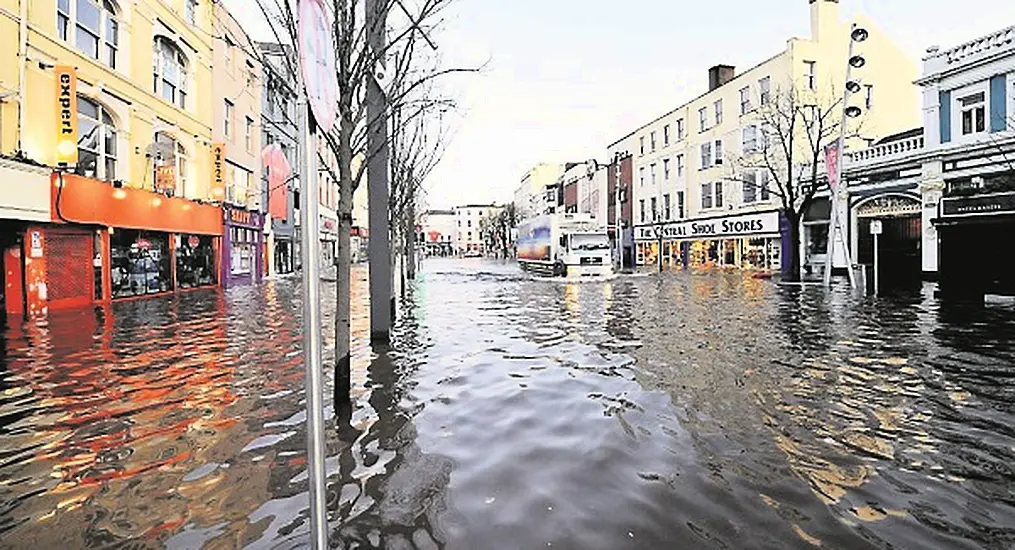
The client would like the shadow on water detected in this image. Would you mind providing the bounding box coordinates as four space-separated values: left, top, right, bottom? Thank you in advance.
2 260 1015 549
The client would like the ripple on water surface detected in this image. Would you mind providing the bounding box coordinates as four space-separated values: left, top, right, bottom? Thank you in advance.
2 260 1015 549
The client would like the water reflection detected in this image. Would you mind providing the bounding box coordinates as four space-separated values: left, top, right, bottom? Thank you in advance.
2 261 1015 549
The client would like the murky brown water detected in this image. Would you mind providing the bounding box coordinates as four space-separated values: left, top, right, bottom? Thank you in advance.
1 259 1014 549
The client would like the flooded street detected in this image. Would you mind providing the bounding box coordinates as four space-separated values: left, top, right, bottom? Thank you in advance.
2 258 1014 549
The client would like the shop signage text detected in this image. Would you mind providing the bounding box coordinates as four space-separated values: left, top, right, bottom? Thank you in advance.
635 211 779 241
211 143 226 199
229 208 253 226
155 165 175 193
55 65 78 166
320 216 337 233
857 195 920 218
942 192 1015 217
29 231 43 258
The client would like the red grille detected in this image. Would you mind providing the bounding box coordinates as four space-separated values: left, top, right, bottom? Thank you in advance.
47 232 92 302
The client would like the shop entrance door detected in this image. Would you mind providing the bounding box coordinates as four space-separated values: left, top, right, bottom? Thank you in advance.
858 215 922 290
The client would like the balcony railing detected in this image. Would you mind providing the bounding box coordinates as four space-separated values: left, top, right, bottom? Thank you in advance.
942 26 1015 66
846 135 925 165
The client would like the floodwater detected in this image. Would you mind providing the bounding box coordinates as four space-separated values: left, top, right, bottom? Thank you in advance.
1 259 1014 549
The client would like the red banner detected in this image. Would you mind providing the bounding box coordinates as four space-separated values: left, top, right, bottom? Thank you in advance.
825 140 840 192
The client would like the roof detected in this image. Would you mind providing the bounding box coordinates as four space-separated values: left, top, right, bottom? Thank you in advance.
874 128 923 146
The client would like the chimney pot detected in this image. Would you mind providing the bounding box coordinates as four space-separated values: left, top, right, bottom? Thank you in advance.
708 65 736 91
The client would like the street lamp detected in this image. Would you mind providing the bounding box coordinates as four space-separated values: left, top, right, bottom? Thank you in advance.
822 22 868 290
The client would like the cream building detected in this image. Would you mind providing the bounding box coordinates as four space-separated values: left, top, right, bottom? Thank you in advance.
454 204 500 255
514 163 565 221
623 0 920 272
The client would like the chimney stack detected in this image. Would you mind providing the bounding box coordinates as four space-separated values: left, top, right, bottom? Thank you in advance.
708 65 736 91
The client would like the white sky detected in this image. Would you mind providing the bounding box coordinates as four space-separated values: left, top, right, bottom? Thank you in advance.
223 0 1015 209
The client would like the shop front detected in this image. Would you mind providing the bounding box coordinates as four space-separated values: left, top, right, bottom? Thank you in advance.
635 210 782 271
852 193 923 291
935 190 1015 299
42 173 223 312
223 205 265 287
320 213 338 266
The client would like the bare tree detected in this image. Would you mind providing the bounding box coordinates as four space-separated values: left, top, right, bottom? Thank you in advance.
252 0 482 407
725 83 861 280
479 203 515 258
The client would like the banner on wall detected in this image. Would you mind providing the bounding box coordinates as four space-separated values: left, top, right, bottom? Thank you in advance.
54 65 78 166
211 142 226 200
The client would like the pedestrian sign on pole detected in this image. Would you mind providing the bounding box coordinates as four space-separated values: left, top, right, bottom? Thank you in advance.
870 220 883 235
299 0 339 133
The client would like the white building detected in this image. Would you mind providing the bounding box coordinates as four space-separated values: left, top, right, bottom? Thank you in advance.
616 0 920 272
454 204 501 255
421 209 455 256
514 163 565 221
842 25 1015 297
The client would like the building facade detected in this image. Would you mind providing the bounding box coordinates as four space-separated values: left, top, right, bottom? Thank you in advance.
620 0 920 272
259 42 298 276
606 138 636 268
212 3 263 286
421 209 455 256
513 163 565 222
0 0 224 317
454 205 499 255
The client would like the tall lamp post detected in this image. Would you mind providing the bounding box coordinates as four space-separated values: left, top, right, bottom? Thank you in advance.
822 22 868 290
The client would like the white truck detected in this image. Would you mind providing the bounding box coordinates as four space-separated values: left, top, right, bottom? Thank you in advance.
516 213 613 278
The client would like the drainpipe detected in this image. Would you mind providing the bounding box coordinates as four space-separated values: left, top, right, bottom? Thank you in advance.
17 0 28 151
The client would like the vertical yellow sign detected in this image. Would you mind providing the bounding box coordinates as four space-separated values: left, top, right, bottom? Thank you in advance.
211 142 226 200
55 65 78 166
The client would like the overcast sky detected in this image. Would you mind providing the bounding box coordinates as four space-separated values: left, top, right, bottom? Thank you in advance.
223 0 1015 209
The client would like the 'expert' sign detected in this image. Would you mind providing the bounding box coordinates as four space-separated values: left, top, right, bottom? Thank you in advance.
55 65 78 166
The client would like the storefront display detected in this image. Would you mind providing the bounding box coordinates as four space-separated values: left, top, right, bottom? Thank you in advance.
223 206 264 287
110 230 172 298
638 210 782 272
176 234 217 288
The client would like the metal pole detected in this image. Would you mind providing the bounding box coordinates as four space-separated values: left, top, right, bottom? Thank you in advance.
874 231 880 295
614 157 622 272
295 43 329 549
366 0 393 343
824 23 859 290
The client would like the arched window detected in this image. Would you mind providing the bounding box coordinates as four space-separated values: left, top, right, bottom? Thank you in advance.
153 132 190 196
57 0 119 68
153 37 188 109
76 96 117 182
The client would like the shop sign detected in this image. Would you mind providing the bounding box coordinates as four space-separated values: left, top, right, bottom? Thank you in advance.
54 65 78 166
155 164 175 193
942 192 1015 217
320 216 337 234
634 211 780 242
211 143 226 200
29 231 43 258
188 236 200 248
136 238 152 250
857 195 920 218
229 208 253 226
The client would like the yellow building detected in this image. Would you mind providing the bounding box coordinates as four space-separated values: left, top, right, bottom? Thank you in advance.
614 0 921 275
0 0 225 317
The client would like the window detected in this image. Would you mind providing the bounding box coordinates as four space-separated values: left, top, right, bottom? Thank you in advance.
700 141 712 168
75 95 118 182
759 77 771 105
154 37 189 108
224 36 234 71
58 0 119 68
714 99 723 125
676 154 685 177
663 194 671 220
224 100 234 138
650 163 656 186
740 86 751 114
176 234 216 288
677 118 685 140
742 125 758 153
467 219 472 227
701 182 713 209
185 0 197 25
245 116 253 151
759 171 771 201
804 61 816 90
663 158 670 180
743 171 757 203
714 181 724 208
663 125 671 146
699 107 708 132
676 191 685 218
639 167 645 186
714 139 724 165
960 91 987 135
152 132 189 196
639 199 646 223
865 84 874 109
640 136 645 155
651 131 657 151
110 230 172 298
650 197 658 221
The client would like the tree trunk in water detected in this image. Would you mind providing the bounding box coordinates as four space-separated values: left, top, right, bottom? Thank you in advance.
334 117 354 408
784 211 802 282
406 201 416 280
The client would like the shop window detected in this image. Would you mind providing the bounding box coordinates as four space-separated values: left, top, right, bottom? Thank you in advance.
58 0 119 69
110 230 172 298
231 227 254 275
153 36 189 109
176 234 216 288
76 95 118 182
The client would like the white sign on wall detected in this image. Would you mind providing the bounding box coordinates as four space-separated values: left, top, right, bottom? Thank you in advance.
29 230 42 258
634 210 780 241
